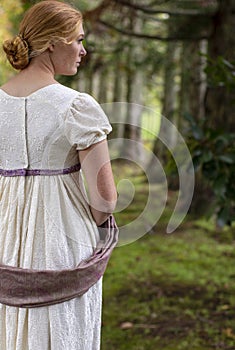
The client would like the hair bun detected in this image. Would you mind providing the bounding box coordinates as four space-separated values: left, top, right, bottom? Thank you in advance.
3 35 29 70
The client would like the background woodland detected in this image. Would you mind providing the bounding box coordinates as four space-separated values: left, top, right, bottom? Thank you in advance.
1 2 235 349
2 0 234 227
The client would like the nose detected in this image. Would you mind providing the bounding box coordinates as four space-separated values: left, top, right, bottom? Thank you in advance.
80 43 87 57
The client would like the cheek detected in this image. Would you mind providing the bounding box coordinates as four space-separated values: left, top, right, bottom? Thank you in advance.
58 52 75 68
51 45 79 74
72 45 80 57
64 48 78 63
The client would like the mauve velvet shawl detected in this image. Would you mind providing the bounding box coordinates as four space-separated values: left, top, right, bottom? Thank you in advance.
0 215 118 308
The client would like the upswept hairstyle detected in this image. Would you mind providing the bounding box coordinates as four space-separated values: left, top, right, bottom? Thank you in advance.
3 0 83 70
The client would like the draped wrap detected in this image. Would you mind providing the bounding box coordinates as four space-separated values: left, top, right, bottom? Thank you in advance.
0 215 118 308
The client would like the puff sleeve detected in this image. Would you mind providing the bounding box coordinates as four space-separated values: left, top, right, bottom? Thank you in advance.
64 93 112 150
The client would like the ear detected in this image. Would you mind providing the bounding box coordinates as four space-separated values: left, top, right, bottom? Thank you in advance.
48 44 54 52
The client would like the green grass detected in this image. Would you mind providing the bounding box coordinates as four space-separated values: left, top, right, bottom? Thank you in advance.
101 161 235 350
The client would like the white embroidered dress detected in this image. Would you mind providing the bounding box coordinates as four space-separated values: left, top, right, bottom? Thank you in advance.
0 84 112 350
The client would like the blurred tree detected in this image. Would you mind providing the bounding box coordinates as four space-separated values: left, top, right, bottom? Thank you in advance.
4 0 235 224
186 0 235 219
205 0 235 131
0 0 23 84
148 38 179 183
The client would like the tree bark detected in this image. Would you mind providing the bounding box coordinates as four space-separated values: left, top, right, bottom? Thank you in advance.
121 15 144 162
180 40 207 122
148 40 178 183
205 0 235 131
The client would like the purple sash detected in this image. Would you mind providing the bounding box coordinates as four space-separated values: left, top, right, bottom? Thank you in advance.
0 215 118 308
0 163 81 177
0 165 118 308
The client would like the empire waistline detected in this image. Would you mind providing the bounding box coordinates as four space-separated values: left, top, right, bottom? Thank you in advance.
0 163 81 177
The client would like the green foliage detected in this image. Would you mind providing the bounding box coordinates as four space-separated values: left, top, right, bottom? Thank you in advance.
185 57 235 227
102 162 235 350
0 0 23 84
185 112 235 227
204 55 235 91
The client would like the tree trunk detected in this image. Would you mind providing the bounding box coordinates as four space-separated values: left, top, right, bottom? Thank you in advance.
148 40 178 183
205 0 235 131
112 52 124 140
121 15 144 162
188 0 235 215
179 40 207 123
179 39 209 212
98 66 109 103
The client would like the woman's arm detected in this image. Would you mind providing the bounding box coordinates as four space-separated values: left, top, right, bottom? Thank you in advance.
78 139 117 226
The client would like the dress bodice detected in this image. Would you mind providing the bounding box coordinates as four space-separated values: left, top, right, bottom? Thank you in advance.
0 84 111 171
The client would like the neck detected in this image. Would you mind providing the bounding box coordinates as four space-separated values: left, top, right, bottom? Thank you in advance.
21 51 56 82
1 52 58 97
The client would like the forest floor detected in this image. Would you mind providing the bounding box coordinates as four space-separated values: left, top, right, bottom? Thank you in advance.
101 161 235 350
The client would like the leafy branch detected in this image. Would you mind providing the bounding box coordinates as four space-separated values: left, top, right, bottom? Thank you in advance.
99 19 211 41
113 0 216 16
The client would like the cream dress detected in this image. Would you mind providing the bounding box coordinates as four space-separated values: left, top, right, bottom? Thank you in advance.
0 84 112 350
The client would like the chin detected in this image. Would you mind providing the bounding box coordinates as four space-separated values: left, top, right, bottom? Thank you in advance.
57 66 78 76
60 70 78 76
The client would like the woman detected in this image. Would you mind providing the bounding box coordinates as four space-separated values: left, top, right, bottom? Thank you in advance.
0 1 117 349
